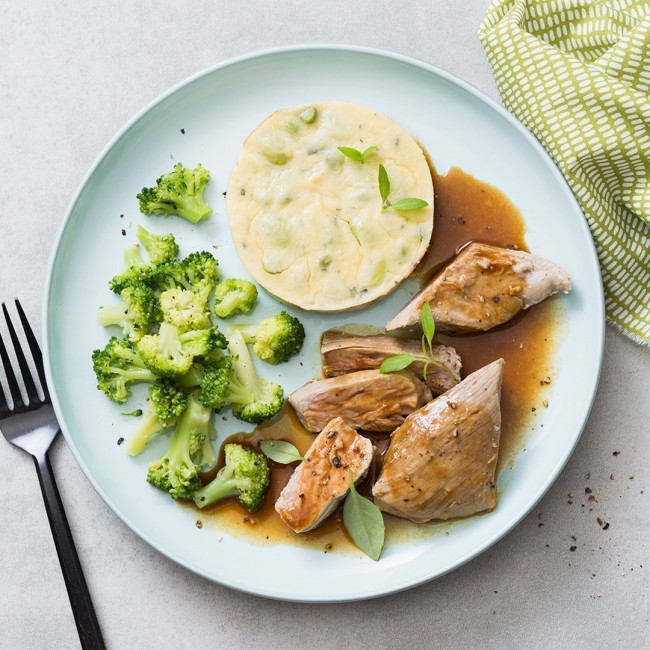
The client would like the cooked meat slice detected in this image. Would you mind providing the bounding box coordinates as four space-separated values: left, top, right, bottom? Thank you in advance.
386 243 571 332
372 359 505 522
321 331 461 395
288 369 432 433
275 417 373 533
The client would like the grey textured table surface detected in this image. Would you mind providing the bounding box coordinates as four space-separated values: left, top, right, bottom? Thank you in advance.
1 1 648 648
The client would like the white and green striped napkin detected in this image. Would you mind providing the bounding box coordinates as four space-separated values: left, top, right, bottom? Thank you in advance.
479 0 649 345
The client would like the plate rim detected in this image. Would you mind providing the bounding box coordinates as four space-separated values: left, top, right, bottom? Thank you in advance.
42 43 605 602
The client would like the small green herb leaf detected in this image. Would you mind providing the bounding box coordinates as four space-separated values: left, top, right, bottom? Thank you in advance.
343 471 385 561
120 409 143 417
378 164 390 205
389 198 429 211
421 302 435 346
338 146 363 162
337 145 377 163
379 353 417 373
260 440 303 464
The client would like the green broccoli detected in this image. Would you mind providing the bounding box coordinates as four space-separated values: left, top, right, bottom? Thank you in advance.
155 251 221 312
136 322 227 378
97 284 160 341
137 163 213 224
136 225 179 265
92 337 157 403
146 392 217 500
109 245 160 293
212 278 258 318
199 329 283 424
193 443 270 512
125 379 188 456
229 311 305 364
159 287 212 333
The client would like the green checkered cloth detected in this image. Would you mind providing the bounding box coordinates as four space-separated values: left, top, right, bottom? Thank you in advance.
479 0 650 345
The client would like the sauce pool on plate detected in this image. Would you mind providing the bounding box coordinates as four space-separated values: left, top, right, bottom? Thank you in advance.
186 166 564 553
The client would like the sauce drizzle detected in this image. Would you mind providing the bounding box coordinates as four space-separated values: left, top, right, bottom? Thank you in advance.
187 167 564 552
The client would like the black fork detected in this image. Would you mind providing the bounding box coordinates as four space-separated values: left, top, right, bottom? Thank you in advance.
0 300 105 650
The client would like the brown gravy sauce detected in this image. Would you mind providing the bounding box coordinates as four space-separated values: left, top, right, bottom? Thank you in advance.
185 167 564 553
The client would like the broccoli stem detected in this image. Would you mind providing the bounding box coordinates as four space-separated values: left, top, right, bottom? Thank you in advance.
167 397 209 471
97 303 129 328
116 367 158 383
232 324 258 343
214 294 246 319
125 407 164 456
227 329 260 392
172 194 212 223
194 466 239 508
123 245 141 266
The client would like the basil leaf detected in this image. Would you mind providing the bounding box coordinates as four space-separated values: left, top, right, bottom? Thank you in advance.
421 302 435 345
379 353 416 373
389 198 429 211
343 472 385 561
360 145 377 161
337 146 363 161
260 440 303 464
378 164 390 204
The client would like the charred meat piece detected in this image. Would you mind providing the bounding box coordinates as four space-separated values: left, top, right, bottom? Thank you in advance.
321 331 461 395
275 417 373 533
372 359 505 522
386 243 571 332
288 369 432 433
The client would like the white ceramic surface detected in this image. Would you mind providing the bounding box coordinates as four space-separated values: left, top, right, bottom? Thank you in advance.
43 45 604 602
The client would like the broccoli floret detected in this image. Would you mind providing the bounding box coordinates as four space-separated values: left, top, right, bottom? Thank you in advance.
159 287 211 333
230 311 305 364
97 284 160 341
199 330 283 423
137 163 213 224
213 279 258 318
109 245 160 293
136 225 179 265
125 378 187 456
136 322 227 378
155 252 221 313
159 251 220 290
146 392 216 500
193 443 270 512
92 337 157 403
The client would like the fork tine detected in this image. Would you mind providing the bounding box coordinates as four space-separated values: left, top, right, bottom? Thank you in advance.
0 368 8 413
0 321 24 408
2 302 39 406
15 299 48 401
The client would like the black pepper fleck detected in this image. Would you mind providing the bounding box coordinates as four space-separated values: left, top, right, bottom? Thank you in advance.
180 128 185 134
117 437 124 445
121 229 126 236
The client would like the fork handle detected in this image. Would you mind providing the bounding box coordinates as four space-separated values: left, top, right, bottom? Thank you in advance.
33 450 106 650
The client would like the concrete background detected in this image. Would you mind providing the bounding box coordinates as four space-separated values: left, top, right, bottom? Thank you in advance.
0 1 647 648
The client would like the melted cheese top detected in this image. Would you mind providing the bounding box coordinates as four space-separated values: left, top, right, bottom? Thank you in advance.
226 101 434 311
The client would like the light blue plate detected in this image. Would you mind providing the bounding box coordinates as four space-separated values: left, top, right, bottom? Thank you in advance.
43 45 604 602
